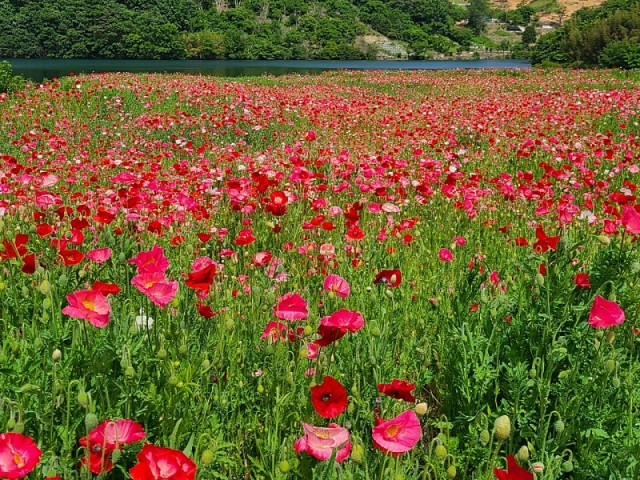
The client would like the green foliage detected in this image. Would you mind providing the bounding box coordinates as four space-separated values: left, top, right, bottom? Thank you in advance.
532 0 640 68
522 24 537 45
0 61 26 93
0 0 483 59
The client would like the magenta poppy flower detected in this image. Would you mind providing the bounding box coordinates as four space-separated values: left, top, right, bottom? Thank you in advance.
131 273 178 309
0 432 42 479
438 248 454 262
372 409 422 455
128 245 169 274
310 376 348 418
273 292 308 321
260 322 291 343
493 455 534 480
62 289 111 328
621 205 640 234
589 295 625 328
293 422 350 462
86 248 112 264
323 274 350 298
82 419 146 450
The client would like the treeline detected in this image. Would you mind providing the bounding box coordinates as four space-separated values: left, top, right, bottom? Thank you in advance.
532 0 640 68
0 0 496 60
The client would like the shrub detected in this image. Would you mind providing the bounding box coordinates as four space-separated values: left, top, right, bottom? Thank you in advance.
0 61 25 93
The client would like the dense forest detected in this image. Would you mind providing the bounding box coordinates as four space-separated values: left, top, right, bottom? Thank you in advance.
532 0 640 68
0 0 507 60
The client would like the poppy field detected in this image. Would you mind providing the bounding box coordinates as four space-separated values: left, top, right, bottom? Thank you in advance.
0 69 639 479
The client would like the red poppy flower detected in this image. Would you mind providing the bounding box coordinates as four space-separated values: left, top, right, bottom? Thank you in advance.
574 273 591 288
21 254 36 274
196 303 216 318
185 263 216 292
374 269 402 288
265 191 288 216
377 379 416 402
234 229 256 246
1 233 29 260
91 281 121 296
310 376 348 418
59 249 84 266
493 455 533 480
532 226 560 253
36 223 54 238
129 444 197 480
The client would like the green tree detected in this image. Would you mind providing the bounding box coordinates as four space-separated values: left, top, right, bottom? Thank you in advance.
522 24 537 44
468 0 488 35
0 61 26 93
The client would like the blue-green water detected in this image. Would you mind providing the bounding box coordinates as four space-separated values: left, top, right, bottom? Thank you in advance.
6 58 531 83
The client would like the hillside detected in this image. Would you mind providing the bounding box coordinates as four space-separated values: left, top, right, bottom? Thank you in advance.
497 0 607 18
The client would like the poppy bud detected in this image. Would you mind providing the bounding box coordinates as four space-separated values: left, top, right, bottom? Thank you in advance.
558 369 570 379
178 345 188 356
168 375 179 387
52 348 62 362
78 269 86 278
562 460 574 472
435 444 447 459
77 391 89 408
446 465 457 479
529 367 537 378
57 274 68 287
13 421 24 434
517 445 530 462
531 462 545 473
157 348 168 360
604 359 616 372
479 429 490 445
124 366 135 379
6 418 15 430
85 413 99 430
201 449 214 466
351 444 364 464
415 402 429 416
39 279 51 295
606 331 616 344
493 415 511 441
225 318 235 330
0 281 5 291
111 449 121 463
277 460 290 473
612 376 621 388
201 358 210 370
554 420 565 434
21 286 29 297
596 234 610 245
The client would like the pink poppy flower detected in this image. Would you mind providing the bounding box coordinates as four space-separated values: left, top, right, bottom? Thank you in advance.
131 273 179 309
62 289 111 328
86 248 112 264
314 309 365 346
128 245 169 274
260 322 291 343
621 205 640 234
82 419 146 450
438 248 454 262
372 410 422 455
453 236 467 246
293 422 351 462
323 274 350 298
273 292 308 321
589 295 625 328
0 432 42 479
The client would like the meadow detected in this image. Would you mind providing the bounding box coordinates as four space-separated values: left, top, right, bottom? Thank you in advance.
0 69 639 480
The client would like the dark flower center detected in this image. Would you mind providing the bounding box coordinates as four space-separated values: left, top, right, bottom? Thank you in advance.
321 393 332 402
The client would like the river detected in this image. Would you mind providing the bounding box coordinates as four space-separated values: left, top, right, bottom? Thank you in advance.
5 58 531 83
